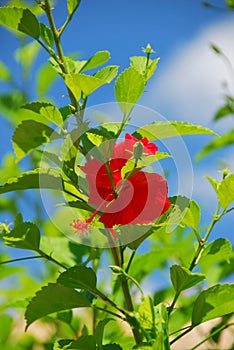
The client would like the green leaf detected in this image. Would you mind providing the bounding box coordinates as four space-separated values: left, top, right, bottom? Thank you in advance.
199 238 232 270
205 175 220 195
3 221 40 251
137 295 155 330
39 22 54 48
182 200 200 230
217 173 234 209
25 283 90 329
0 7 40 39
170 265 205 293
153 303 170 350
57 266 97 292
12 120 61 161
214 103 234 121
121 152 171 179
67 336 96 349
94 65 119 83
130 56 160 81
114 67 145 114
0 314 13 343
226 0 234 9
80 50 110 72
196 130 234 160
135 121 218 140
95 319 113 348
36 63 58 97
67 0 81 15
22 102 63 126
0 60 11 82
56 310 73 325
66 200 94 213
0 168 63 195
192 284 234 326
102 345 122 350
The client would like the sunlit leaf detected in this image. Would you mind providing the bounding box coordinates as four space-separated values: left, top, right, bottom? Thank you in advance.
95 319 113 348
25 283 90 329
205 175 220 195
170 265 205 293
0 60 11 82
0 168 63 194
218 173 234 209
182 200 200 230
57 266 97 292
67 0 81 15
3 221 40 251
39 22 54 48
0 7 40 39
196 130 234 160
153 303 170 350
80 50 110 72
15 41 40 70
94 65 119 83
136 121 218 140
130 56 160 81
192 284 234 325
36 63 58 97
22 102 63 125
12 120 61 161
114 67 145 114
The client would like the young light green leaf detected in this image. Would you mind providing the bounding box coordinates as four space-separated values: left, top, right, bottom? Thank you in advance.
182 200 200 230
12 120 61 161
65 73 111 97
137 295 155 330
196 130 234 160
22 102 63 125
0 60 11 82
205 175 220 195
57 266 97 292
3 222 40 251
80 50 110 72
170 265 205 293
0 7 40 39
39 22 54 48
115 67 145 114
192 284 234 326
15 41 40 70
36 64 58 97
94 65 119 83
25 283 90 329
0 168 63 195
199 238 232 268
136 121 218 140
218 173 234 209
130 56 160 81
67 0 81 15
153 303 170 350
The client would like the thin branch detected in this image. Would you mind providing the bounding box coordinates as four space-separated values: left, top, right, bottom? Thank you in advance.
0 255 44 265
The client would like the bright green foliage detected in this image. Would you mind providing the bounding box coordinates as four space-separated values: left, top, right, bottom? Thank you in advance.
0 168 63 194
226 0 234 9
114 67 145 114
152 304 170 350
182 200 200 230
196 130 234 160
39 22 54 48
2 219 40 251
80 50 111 72
218 173 234 209
170 265 205 293
205 175 220 195
0 7 40 39
136 121 218 140
22 102 64 125
200 238 232 264
130 56 160 81
12 119 61 161
57 266 97 292
25 283 91 329
95 65 119 82
15 41 40 70
192 284 234 325
67 0 81 15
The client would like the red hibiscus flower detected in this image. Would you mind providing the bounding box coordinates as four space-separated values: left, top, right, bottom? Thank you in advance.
70 133 170 235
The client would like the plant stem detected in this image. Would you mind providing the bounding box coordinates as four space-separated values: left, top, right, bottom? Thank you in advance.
170 325 193 345
0 255 44 265
37 249 68 270
107 232 142 345
43 0 78 111
93 305 126 321
126 250 136 273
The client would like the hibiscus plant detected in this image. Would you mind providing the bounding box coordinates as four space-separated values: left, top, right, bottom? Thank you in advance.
0 1 234 350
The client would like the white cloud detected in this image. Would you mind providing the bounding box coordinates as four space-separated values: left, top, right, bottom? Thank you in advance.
143 18 234 130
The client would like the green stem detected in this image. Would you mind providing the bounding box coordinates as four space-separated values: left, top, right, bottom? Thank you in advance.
0 255 44 265
37 249 67 270
170 325 193 345
107 232 142 345
43 0 78 111
93 305 126 321
190 323 234 350
126 250 136 273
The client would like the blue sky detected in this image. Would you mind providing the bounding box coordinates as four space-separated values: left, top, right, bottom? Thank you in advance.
0 0 234 249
